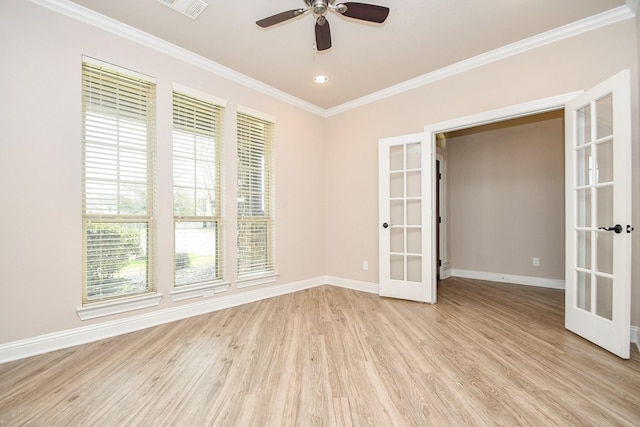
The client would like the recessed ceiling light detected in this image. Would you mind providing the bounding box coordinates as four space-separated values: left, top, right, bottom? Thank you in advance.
313 75 329 84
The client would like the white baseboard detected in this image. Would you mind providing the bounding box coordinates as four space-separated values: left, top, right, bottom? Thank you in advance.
440 268 452 280
450 269 565 290
0 276 325 364
324 276 379 294
632 326 640 353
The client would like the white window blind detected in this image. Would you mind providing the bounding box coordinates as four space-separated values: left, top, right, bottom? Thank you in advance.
237 111 275 277
172 89 225 287
82 58 156 304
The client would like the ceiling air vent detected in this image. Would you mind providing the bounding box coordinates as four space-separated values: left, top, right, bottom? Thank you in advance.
158 0 208 19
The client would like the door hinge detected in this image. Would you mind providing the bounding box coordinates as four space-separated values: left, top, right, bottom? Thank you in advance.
438 260 442 267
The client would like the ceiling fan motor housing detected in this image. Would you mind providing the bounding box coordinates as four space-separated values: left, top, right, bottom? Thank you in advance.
307 0 329 15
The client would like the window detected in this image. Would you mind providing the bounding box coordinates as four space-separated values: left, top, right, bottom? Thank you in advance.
237 108 276 278
81 57 156 304
172 86 225 287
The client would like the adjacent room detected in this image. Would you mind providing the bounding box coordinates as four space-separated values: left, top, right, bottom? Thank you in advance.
1 0 639 424
443 111 565 286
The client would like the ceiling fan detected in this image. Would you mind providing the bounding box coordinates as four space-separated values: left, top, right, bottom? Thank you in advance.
256 0 390 51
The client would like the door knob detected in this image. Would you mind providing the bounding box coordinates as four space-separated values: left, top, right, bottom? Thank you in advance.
383 222 390 228
598 224 623 234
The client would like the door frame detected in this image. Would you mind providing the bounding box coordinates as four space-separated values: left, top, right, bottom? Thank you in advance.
423 91 582 303
435 152 450 280
436 157 441 281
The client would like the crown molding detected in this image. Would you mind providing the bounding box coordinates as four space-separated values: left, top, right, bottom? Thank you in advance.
324 3 636 117
424 91 583 134
28 0 636 118
27 0 326 117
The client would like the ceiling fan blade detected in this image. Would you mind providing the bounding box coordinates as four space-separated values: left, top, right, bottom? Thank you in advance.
256 9 304 28
339 2 389 23
315 18 332 51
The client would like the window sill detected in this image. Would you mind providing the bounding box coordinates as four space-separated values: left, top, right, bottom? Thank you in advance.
170 281 231 302
76 293 163 320
236 272 279 289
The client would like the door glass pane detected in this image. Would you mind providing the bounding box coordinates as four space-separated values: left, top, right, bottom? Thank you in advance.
390 200 404 225
595 276 613 320
596 140 613 184
406 171 421 197
596 94 613 139
596 185 613 228
576 104 592 145
407 256 421 282
577 230 591 270
407 227 421 253
390 228 403 253
390 255 404 280
407 200 421 225
577 147 592 186
406 143 421 169
390 145 404 171
596 232 613 275
577 271 592 312
576 189 591 227
390 172 404 198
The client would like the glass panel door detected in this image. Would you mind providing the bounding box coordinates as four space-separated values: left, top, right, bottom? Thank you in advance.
565 70 632 359
379 133 433 302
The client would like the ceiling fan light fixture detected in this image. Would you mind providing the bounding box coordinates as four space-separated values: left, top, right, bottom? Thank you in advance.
313 75 329 84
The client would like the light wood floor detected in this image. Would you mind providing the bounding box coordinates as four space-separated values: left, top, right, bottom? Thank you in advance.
1 277 639 426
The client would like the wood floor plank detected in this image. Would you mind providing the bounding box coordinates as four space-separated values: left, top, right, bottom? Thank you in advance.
1 278 639 426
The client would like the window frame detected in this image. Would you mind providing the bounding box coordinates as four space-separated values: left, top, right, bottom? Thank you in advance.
171 84 228 295
79 56 159 315
236 106 277 284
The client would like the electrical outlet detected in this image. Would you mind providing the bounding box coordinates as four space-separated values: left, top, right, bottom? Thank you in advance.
363 261 369 271
533 257 540 267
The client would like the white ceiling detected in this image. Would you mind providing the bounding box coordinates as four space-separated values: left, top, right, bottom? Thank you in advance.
66 0 627 110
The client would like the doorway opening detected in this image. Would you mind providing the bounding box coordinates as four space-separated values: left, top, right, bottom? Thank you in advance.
424 91 581 303
436 111 566 290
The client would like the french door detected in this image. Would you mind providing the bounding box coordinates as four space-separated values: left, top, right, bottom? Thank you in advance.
565 70 632 359
377 71 632 358
378 133 435 303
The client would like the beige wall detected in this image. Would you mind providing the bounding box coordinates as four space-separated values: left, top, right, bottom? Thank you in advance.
446 112 565 279
325 18 639 324
0 1 326 343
